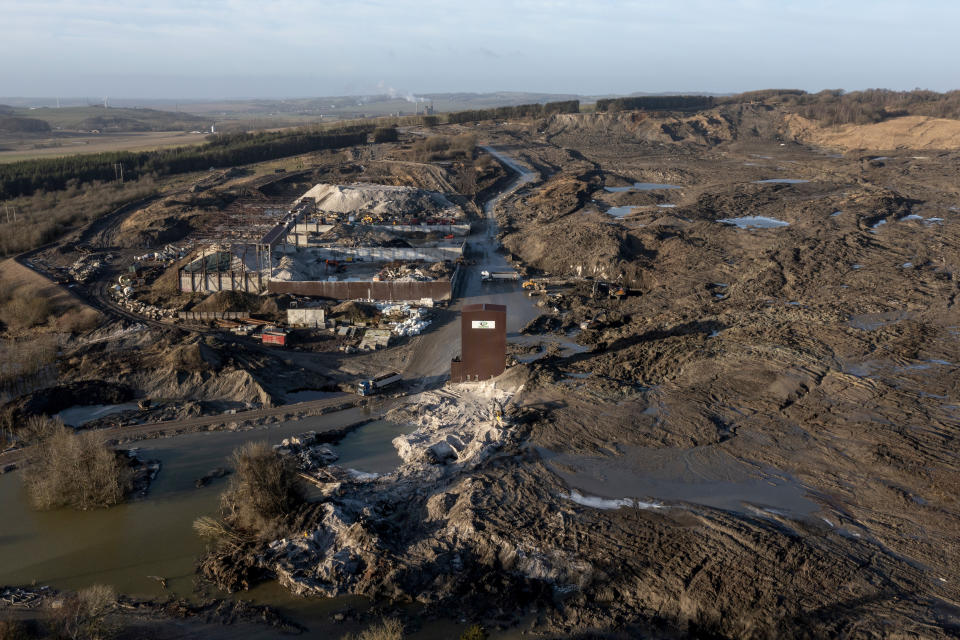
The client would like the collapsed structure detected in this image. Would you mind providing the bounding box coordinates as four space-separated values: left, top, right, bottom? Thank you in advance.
178 183 470 302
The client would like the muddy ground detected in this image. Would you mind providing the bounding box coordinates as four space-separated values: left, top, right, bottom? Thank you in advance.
448 109 960 635
4 106 960 638
199 109 960 638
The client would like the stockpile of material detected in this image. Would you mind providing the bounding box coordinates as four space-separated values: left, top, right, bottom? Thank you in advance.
375 261 452 282
392 307 430 337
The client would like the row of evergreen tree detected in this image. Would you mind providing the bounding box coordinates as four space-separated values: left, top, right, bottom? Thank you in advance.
595 95 717 112
0 127 369 199
446 100 580 124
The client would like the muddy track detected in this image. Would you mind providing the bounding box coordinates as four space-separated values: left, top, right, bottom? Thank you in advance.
0 393 362 468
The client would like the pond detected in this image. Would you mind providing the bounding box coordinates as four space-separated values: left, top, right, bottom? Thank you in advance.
332 419 417 474
56 403 142 427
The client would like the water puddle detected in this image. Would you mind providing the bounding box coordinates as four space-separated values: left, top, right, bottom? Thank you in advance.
657 203 677 208
56 403 141 427
560 490 662 511
606 205 636 218
511 334 590 363
871 219 887 232
718 216 790 229
831 210 843 217
849 311 912 331
604 182 681 193
543 445 818 517
332 419 416 474
284 389 340 403
753 179 809 184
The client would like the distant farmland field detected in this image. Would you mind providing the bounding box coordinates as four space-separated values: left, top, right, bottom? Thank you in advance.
0 131 211 163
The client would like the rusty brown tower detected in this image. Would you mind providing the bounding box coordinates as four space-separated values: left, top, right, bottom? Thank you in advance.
450 303 506 382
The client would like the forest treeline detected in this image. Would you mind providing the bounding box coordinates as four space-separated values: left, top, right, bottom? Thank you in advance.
0 127 368 200
0 101 580 200
721 88 960 126
595 95 717 112
446 100 580 124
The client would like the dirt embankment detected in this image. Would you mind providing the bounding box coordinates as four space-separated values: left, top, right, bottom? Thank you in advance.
406 116 960 636
785 113 960 150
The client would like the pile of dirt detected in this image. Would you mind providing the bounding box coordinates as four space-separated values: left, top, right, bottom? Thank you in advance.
513 175 592 224
330 300 379 324
301 183 462 217
785 113 960 150
191 290 263 314
55 328 331 408
501 212 636 280
544 108 743 148
326 226 411 248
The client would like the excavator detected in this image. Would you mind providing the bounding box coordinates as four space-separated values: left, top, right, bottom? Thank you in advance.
522 279 547 292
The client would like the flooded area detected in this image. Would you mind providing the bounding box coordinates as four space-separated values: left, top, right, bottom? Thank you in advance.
717 216 790 229
55 402 141 427
332 418 416 474
510 333 590 363
0 405 376 599
542 445 819 517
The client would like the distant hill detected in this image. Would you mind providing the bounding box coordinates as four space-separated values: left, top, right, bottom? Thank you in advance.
8 106 208 132
0 116 51 133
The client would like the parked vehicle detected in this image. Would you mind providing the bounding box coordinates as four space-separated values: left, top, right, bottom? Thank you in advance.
357 372 402 396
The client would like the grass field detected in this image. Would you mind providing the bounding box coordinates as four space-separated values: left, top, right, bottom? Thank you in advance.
0 131 211 163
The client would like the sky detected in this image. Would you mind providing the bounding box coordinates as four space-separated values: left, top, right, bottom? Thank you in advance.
1 0 958 99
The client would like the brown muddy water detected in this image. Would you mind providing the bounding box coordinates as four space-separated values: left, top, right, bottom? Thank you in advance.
0 403 533 637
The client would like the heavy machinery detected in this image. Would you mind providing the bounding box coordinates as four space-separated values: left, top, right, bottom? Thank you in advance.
357 372 402 396
591 280 630 299
522 280 547 291
481 270 519 282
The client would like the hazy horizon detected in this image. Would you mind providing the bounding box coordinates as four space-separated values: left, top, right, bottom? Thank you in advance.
2 0 958 100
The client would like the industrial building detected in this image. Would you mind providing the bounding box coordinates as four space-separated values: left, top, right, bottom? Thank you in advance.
450 303 507 382
176 183 471 302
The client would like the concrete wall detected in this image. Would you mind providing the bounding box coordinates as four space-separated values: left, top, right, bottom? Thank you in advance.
287 308 326 327
269 278 453 301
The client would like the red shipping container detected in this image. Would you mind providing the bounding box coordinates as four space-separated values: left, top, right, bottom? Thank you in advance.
261 330 286 347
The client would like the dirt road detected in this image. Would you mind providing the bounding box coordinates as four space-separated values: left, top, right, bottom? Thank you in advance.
402 146 542 382
0 393 360 468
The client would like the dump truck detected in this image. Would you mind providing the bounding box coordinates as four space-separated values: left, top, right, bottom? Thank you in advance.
480 270 519 282
357 371 402 396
